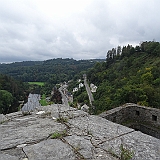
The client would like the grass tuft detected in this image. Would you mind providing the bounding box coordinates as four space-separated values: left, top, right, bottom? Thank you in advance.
51 130 67 139
120 144 134 160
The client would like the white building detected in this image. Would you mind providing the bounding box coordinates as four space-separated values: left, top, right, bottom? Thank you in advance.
81 104 89 112
73 87 78 92
90 83 97 93
79 83 84 88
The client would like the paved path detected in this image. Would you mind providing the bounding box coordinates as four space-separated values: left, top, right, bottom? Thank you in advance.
59 87 70 108
84 77 94 106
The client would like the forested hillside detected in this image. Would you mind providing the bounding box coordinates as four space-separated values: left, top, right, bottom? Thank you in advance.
0 74 29 114
1 42 159 115
87 41 160 114
0 58 104 113
0 58 104 83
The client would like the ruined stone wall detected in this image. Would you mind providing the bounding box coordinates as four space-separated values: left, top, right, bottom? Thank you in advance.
99 103 160 139
101 106 129 123
126 104 160 126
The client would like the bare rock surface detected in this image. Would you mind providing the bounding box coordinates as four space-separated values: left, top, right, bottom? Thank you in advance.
0 152 19 160
1 104 160 160
99 131 160 160
0 114 8 123
23 139 76 160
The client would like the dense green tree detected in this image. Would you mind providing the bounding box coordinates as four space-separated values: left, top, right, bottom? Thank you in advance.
116 46 121 60
0 90 13 114
0 74 29 114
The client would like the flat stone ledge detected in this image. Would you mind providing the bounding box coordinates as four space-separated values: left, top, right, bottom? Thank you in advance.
0 115 66 150
1 104 160 160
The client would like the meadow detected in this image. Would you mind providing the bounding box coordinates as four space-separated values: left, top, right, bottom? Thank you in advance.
28 82 45 86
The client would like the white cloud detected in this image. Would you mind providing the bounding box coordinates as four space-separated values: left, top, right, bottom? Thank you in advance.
0 0 160 63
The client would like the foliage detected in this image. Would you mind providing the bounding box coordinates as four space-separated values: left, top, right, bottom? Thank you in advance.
120 144 134 160
0 90 13 114
40 94 49 106
0 74 29 114
87 41 160 114
0 58 103 83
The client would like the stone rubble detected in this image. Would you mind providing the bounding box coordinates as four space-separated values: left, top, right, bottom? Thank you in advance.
1 104 160 160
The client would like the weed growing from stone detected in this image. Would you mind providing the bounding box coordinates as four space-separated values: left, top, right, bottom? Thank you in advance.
51 130 67 139
51 132 62 139
0 120 6 124
108 145 134 160
120 144 134 160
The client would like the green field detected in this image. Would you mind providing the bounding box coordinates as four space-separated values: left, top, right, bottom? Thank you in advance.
28 82 45 86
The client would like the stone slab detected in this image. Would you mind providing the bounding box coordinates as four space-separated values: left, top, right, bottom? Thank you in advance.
23 139 76 160
99 131 160 160
0 147 26 160
0 152 19 160
68 115 134 145
0 114 66 150
65 135 118 160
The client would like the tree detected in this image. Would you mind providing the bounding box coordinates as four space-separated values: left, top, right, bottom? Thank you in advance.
112 48 116 58
116 46 121 59
0 90 13 114
134 46 141 52
141 71 153 84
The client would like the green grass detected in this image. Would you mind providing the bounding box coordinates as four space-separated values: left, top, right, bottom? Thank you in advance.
51 130 67 139
120 144 134 160
28 82 45 86
40 94 48 106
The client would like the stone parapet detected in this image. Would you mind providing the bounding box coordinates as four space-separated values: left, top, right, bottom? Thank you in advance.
99 103 160 139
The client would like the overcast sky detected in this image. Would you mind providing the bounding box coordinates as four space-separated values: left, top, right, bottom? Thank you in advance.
0 0 160 63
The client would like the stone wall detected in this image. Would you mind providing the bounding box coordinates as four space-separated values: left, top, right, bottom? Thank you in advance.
99 103 160 139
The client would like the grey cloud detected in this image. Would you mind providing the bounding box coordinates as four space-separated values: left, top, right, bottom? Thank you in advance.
0 0 160 63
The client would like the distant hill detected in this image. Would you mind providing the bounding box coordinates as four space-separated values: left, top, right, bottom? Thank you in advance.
86 41 160 114
0 58 105 83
